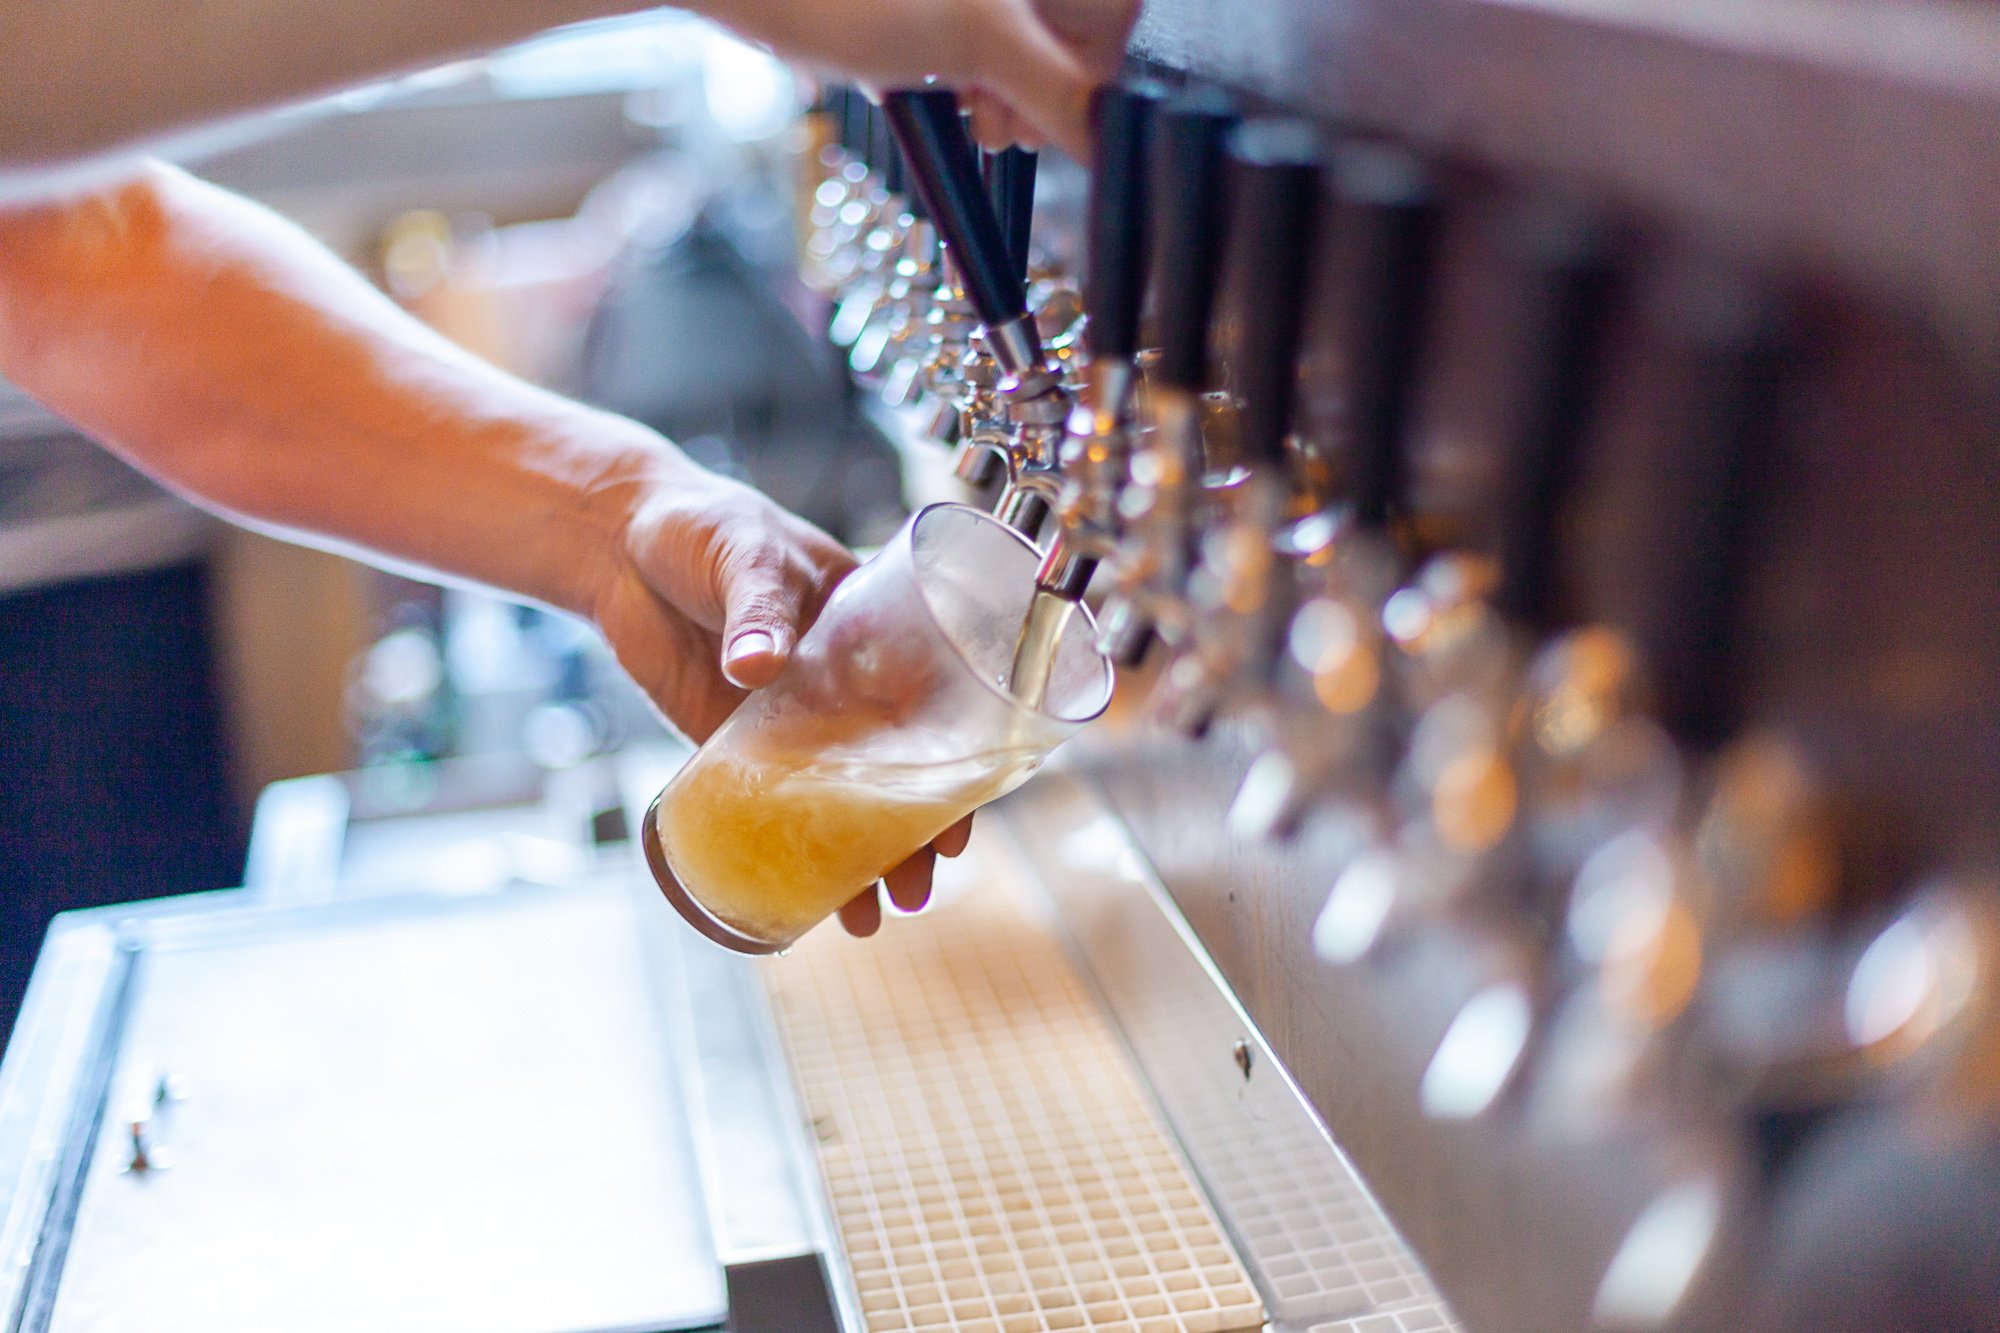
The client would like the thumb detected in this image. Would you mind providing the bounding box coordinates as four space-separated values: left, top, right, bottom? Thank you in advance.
718 560 807 690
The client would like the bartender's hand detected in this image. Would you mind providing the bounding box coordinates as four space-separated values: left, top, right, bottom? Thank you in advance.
701 0 1142 157
588 455 856 743
586 453 972 934
956 0 1146 151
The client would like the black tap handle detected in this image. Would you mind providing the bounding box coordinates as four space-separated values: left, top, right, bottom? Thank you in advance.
979 151 1006 267
859 98 879 173
1333 143 1441 531
1005 149 1038 284
1226 119 1321 467
884 136 907 199
882 90 1027 329
889 124 929 223
984 147 1039 285
839 86 870 157
1151 90 1237 390
867 96 905 196
1083 84 1162 361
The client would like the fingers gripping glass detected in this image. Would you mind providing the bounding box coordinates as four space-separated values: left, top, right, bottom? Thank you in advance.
643 504 1114 953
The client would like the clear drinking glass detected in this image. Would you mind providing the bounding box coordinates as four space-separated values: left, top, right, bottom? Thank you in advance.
642 503 1114 953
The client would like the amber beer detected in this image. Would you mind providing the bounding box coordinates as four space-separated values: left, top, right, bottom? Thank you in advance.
653 738 1031 946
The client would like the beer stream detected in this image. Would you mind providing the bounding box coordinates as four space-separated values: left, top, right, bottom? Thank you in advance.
1005 586 1075 712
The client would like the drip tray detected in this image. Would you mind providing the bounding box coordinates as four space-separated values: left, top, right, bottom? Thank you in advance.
766 873 1266 1333
2 883 727 1333
761 767 1461 1333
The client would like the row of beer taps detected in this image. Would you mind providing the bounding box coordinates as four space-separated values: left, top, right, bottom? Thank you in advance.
800 80 1998 1326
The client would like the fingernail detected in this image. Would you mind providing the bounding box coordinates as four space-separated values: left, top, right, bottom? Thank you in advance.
727 629 776 662
723 629 781 687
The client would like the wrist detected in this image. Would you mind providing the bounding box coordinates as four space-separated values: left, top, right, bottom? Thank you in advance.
559 411 698 622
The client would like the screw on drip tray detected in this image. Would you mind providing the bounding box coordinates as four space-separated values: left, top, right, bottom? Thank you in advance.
121 1119 171 1175
1233 1039 1254 1081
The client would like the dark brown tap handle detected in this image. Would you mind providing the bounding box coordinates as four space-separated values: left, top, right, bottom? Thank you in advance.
1333 143 1441 532
1151 90 1238 392
984 147 1039 286
1226 119 1322 467
1489 206 1622 633
882 89 1028 330
1084 84 1163 361
1647 288 1792 753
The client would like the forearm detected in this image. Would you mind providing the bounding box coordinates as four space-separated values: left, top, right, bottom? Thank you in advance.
0 162 675 618
0 1 646 171
2 1 1118 182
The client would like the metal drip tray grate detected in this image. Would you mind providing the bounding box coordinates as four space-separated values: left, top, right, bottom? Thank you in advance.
765 869 1266 1333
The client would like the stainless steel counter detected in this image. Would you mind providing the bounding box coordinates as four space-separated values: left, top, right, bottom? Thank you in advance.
0 881 730 1333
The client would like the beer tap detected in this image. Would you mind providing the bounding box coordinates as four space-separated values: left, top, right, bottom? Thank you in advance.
984 146 1089 383
874 101 908 215
813 94 900 297
828 100 916 349
1446 213 1666 884
847 111 944 390
935 146 1035 411
975 143 1065 530
1311 201 1626 968
1581 284 1812 1115
915 234 983 443
1095 91 1238 667
882 88 1072 539
1229 141 1441 842
801 89 948 410
800 85 873 294
940 145 1043 495
800 83 844 208
851 205 943 395
1300 205 1663 1133
1031 84 1162 602
1478 272 1813 1154
1145 119 1322 737
805 93 959 440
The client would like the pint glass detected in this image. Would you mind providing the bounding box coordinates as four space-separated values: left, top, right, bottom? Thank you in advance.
642 503 1113 952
